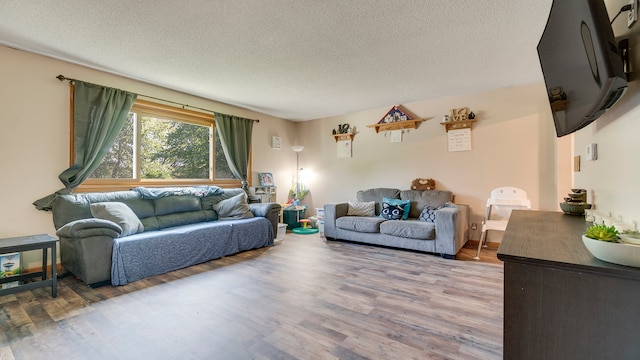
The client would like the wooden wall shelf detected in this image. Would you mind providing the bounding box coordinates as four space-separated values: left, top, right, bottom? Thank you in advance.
440 119 476 132
332 133 354 142
367 119 425 133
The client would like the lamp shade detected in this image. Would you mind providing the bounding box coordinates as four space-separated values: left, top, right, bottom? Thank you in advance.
291 145 304 152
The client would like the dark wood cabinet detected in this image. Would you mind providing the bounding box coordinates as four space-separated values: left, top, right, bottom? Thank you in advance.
498 210 640 359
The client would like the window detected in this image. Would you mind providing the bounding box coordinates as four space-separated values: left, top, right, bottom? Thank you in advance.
78 99 242 191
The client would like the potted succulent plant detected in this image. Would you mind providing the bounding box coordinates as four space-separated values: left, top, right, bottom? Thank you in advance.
584 223 619 242
582 224 640 268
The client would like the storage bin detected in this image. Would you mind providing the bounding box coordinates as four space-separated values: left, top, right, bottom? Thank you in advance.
283 208 306 229
277 223 287 239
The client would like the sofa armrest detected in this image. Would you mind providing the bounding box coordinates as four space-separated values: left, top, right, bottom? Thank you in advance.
323 203 349 239
250 202 282 236
434 204 469 256
56 218 122 287
56 218 122 239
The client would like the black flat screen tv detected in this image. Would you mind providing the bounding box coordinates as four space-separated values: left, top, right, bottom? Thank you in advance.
537 0 627 137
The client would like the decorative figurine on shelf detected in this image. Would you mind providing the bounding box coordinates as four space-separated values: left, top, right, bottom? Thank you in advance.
332 123 351 134
468 111 476 119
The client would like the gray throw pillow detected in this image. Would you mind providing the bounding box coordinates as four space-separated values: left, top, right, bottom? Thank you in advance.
347 200 375 216
212 192 254 219
90 202 144 236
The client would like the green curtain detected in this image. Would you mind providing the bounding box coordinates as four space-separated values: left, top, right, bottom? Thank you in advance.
215 113 254 191
33 81 137 210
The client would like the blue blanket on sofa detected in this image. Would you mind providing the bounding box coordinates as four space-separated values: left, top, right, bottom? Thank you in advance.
132 185 224 199
111 217 273 285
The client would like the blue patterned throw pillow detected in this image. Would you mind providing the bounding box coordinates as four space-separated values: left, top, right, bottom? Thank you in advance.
419 202 450 222
380 198 411 220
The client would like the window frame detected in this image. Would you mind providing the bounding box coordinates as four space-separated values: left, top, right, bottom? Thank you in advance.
73 98 247 192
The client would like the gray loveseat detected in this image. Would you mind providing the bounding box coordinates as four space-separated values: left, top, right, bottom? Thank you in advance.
51 187 281 287
324 188 468 259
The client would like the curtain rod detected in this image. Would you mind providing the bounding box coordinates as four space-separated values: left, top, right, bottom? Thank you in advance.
55 75 259 123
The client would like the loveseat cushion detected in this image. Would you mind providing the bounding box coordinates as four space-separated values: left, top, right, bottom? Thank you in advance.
380 220 435 240
336 216 386 233
400 190 454 219
356 188 401 215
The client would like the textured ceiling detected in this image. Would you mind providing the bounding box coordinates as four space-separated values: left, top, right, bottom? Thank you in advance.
0 0 553 121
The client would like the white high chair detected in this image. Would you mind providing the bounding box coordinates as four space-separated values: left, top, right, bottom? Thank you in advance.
474 187 531 260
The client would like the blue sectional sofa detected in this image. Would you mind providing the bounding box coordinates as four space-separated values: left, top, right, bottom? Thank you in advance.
51 187 281 287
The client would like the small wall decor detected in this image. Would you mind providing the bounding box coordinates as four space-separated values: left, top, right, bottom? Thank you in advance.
441 107 477 132
331 123 356 142
258 172 275 187
447 128 472 152
380 106 411 123
271 136 281 149
390 130 403 143
367 105 425 137
337 139 352 158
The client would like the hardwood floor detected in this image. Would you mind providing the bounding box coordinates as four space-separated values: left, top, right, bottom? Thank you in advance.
0 234 503 360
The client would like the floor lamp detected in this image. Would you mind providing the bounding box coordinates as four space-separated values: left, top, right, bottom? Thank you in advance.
290 145 317 234
291 145 304 199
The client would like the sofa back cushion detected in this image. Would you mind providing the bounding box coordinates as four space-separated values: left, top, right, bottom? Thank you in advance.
52 191 148 230
140 195 213 231
52 188 248 231
356 188 401 215
400 190 454 219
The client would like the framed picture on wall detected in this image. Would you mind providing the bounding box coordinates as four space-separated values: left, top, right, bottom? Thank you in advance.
258 172 275 187
271 136 281 149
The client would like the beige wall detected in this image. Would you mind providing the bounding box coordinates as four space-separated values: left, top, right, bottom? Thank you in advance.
573 1 640 227
1 42 572 268
296 83 564 243
0 45 294 268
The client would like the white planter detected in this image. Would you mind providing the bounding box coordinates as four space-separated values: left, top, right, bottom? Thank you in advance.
582 235 640 268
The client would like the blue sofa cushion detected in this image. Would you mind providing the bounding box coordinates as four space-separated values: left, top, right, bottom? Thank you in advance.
380 220 436 240
336 216 385 233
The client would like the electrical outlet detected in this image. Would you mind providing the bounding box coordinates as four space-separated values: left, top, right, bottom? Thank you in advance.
471 223 477 230
628 0 637 28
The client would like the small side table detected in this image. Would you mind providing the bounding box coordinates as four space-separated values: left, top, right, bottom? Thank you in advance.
0 234 58 298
